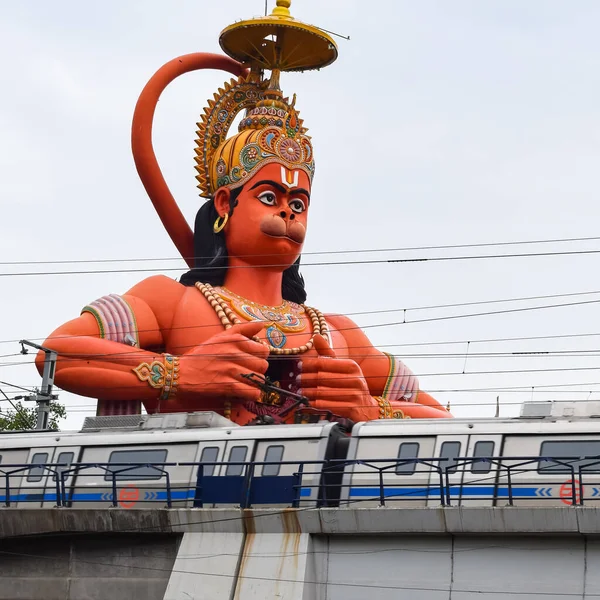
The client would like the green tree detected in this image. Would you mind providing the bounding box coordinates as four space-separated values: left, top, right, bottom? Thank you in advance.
0 401 67 431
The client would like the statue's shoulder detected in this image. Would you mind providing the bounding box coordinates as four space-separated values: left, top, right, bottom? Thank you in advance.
125 275 187 307
323 312 375 349
322 312 358 330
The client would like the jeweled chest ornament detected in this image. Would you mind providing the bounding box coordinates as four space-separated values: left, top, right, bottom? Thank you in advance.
214 286 307 348
195 282 328 356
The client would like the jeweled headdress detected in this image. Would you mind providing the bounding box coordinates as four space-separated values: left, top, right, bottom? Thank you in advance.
194 73 314 198
131 0 337 266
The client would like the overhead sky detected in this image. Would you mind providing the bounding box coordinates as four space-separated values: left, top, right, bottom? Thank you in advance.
2 0 600 430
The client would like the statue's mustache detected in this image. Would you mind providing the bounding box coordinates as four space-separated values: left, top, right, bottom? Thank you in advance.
259 215 306 244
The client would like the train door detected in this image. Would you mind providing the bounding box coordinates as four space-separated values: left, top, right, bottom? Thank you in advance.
427 435 468 506
194 439 256 507
190 439 228 508
251 438 320 508
17 446 80 507
0 447 29 506
461 435 503 506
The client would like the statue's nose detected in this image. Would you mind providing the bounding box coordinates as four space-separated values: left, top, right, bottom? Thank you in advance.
279 210 295 220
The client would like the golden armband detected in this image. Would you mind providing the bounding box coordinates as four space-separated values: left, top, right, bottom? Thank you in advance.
133 354 180 401
374 396 406 420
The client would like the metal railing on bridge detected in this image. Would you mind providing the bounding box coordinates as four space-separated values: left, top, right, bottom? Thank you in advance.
1 455 599 508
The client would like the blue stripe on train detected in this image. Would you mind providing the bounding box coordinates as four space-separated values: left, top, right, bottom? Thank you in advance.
349 486 542 498
0 486 312 504
0 486 553 504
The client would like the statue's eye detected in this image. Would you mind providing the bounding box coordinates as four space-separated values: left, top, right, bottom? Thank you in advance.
289 198 306 214
257 191 277 205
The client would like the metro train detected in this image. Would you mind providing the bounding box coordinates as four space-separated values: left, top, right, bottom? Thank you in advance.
1 401 600 509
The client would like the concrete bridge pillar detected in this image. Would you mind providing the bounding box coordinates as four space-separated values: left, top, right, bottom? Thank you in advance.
163 532 244 599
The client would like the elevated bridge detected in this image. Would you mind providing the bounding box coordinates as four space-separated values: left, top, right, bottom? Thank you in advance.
1 506 599 600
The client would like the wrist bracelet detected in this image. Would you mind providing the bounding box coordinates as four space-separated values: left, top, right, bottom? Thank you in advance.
133 354 180 401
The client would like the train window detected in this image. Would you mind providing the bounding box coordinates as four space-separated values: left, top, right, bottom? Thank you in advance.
395 443 420 475
104 449 168 481
52 452 75 482
27 453 49 482
538 440 600 474
225 446 248 476
199 447 219 477
262 445 284 476
440 442 461 473
471 441 495 473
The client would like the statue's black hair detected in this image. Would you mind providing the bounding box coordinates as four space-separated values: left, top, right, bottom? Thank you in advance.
179 187 307 304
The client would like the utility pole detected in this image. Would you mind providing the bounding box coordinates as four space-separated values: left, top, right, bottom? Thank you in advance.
18 340 58 429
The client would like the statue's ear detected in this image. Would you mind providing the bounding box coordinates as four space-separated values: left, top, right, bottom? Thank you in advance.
213 187 232 217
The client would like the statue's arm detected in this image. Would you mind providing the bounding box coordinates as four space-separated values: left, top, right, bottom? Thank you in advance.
35 276 184 401
325 314 451 419
36 275 269 404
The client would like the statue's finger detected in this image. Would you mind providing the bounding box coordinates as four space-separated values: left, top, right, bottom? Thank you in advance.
229 321 265 339
313 334 336 358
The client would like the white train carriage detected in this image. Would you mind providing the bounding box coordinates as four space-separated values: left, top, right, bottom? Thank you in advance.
3 401 600 509
342 402 600 507
0 412 343 509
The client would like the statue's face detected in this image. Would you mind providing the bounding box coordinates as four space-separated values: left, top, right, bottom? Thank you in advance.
216 162 311 269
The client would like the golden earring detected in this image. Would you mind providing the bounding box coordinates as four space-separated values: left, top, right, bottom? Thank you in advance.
213 213 229 233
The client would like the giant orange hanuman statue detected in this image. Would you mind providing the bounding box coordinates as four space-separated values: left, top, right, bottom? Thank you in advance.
37 1 451 424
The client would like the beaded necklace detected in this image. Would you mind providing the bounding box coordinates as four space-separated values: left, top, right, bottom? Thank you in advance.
195 282 328 355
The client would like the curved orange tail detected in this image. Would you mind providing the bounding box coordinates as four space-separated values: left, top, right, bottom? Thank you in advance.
131 53 246 267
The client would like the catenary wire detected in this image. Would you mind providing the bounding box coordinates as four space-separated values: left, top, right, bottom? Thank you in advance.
3 293 600 347
7 349 600 368
9 348 600 360
6 247 600 277
0 548 594 596
7 364 600 385
4 233 600 266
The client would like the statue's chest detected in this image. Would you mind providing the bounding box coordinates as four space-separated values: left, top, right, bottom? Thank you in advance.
166 287 324 354
214 286 308 349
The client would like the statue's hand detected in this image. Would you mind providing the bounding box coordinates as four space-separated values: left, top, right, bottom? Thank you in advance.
299 335 376 421
179 321 269 402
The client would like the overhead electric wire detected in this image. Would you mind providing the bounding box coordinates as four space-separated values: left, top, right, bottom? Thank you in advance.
6 246 600 277
8 362 600 395
349 288 600 315
2 398 600 413
5 354 600 378
7 378 600 399
3 292 600 348
0 548 595 596
4 233 600 266
390 331 600 348
0 380 38 394
7 348 600 368
5 391 600 407
3 329 600 351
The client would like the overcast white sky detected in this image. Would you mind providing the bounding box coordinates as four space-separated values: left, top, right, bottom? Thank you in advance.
2 0 600 430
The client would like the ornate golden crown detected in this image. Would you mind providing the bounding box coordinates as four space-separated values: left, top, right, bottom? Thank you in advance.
130 1 338 266
194 74 314 198
193 0 337 198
